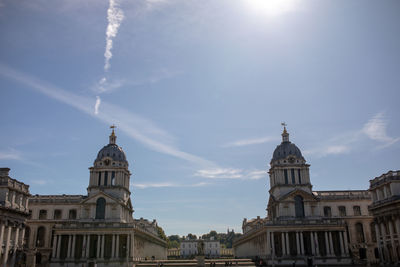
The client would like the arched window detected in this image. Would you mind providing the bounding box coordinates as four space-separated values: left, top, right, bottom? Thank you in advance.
294 195 305 218
36 226 45 247
355 222 365 243
95 197 106 219
69 209 77 219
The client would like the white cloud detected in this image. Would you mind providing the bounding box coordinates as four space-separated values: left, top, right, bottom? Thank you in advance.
94 96 101 115
0 63 215 168
303 145 350 157
195 168 266 180
31 179 48 185
104 0 124 71
0 148 22 160
132 181 210 189
362 112 400 147
223 136 278 147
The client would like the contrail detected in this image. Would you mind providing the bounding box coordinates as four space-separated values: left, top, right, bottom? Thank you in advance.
104 0 124 71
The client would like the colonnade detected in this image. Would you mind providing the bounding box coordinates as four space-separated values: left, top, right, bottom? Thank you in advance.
0 220 26 267
266 230 349 258
375 217 400 264
52 232 135 262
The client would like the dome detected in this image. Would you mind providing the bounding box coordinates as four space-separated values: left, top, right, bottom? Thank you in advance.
272 142 303 162
271 126 304 162
95 143 127 163
94 128 128 164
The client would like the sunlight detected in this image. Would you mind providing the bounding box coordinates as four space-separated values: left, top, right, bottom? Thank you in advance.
244 0 299 17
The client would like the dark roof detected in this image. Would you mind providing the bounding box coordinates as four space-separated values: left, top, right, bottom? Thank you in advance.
271 141 303 162
95 144 127 163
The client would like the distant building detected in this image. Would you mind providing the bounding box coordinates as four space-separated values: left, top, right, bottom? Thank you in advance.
180 239 220 258
234 127 377 266
0 168 30 267
369 170 400 265
25 128 167 266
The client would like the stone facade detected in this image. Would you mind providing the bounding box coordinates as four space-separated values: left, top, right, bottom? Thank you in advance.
25 129 167 267
234 127 377 266
0 168 30 267
369 170 400 265
180 239 220 258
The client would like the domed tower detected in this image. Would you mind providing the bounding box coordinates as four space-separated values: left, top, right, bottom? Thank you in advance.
268 125 312 200
88 126 131 203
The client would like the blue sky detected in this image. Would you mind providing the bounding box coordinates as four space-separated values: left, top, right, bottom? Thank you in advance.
0 0 399 236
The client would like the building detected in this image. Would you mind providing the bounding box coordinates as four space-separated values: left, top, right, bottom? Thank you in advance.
25 128 167 267
234 127 377 266
369 170 400 265
180 239 220 258
0 168 30 267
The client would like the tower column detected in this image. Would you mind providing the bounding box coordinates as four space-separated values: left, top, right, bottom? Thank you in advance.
71 234 76 259
328 232 334 256
343 230 349 256
339 231 344 256
285 232 290 256
281 232 286 255
310 232 315 256
101 234 105 259
116 234 120 258
56 234 62 259
97 234 101 258
2 225 12 266
300 232 304 255
52 235 57 258
296 232 300 255
324 231 330 256
82 235 86 258
314 232 319 256
112 234 116 258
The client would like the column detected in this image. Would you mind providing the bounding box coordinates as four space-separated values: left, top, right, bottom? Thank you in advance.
325 232 330 256
339 232 344 256
97 235 101 258
111 234 116 258
52 235 57 258
343 231 349 256
285 232 290 256
314 232 320 256
126 234 130 258
266 231 271 256
0 223 4 254
296 232 300 256
82 235 86 258
14 227 20 251
281 232 286 255
71 234 76 259
20 227 25 248
300 232 304 255
86 235 91 258
116 234 120 258
101 234 105 259
380 222 387 260
271 232 275 259
388 220 397 259
131 232 135 259
56 234 62 259
67 235 72 259
375 222 383 260
2 225 12 266
310 232 315 256
395 219 400 238
328 232 334 256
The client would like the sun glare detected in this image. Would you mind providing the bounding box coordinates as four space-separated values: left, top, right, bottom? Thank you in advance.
245 0 298 17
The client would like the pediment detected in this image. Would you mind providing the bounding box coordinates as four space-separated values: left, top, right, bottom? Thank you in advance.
278 188 318 202
81 191 121 205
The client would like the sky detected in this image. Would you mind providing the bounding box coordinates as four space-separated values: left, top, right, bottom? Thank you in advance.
0 0 399 236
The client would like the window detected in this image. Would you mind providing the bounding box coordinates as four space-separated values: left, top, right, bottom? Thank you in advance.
323 206 332 217
69 209 77 219
294 195 305 218
36 226 46 247
298 169 301 184
24 227 30 248
111 171 115 185
95 197 106 219
54 209 62 219
284 170 288 184
338 206 346 217
98 172 101 186
104 171 108 186
39 210 47 220
370 222 377 242
291 169 295 184
355 222 365 243
353 206 361 216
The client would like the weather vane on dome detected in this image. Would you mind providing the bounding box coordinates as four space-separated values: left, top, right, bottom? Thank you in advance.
110 124 117 135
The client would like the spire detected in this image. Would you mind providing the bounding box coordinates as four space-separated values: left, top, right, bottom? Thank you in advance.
281 122 289 142
109 125 117 144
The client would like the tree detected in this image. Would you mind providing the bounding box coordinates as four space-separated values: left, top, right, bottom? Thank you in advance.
157 226 167 241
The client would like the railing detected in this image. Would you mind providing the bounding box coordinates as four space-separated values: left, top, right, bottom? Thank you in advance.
313 190 370 199
370 170 400 187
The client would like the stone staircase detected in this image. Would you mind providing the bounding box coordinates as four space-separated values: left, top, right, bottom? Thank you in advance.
136 259 256 267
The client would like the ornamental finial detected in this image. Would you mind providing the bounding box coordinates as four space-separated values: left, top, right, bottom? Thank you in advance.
109 125 117 144
281 122 289 142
